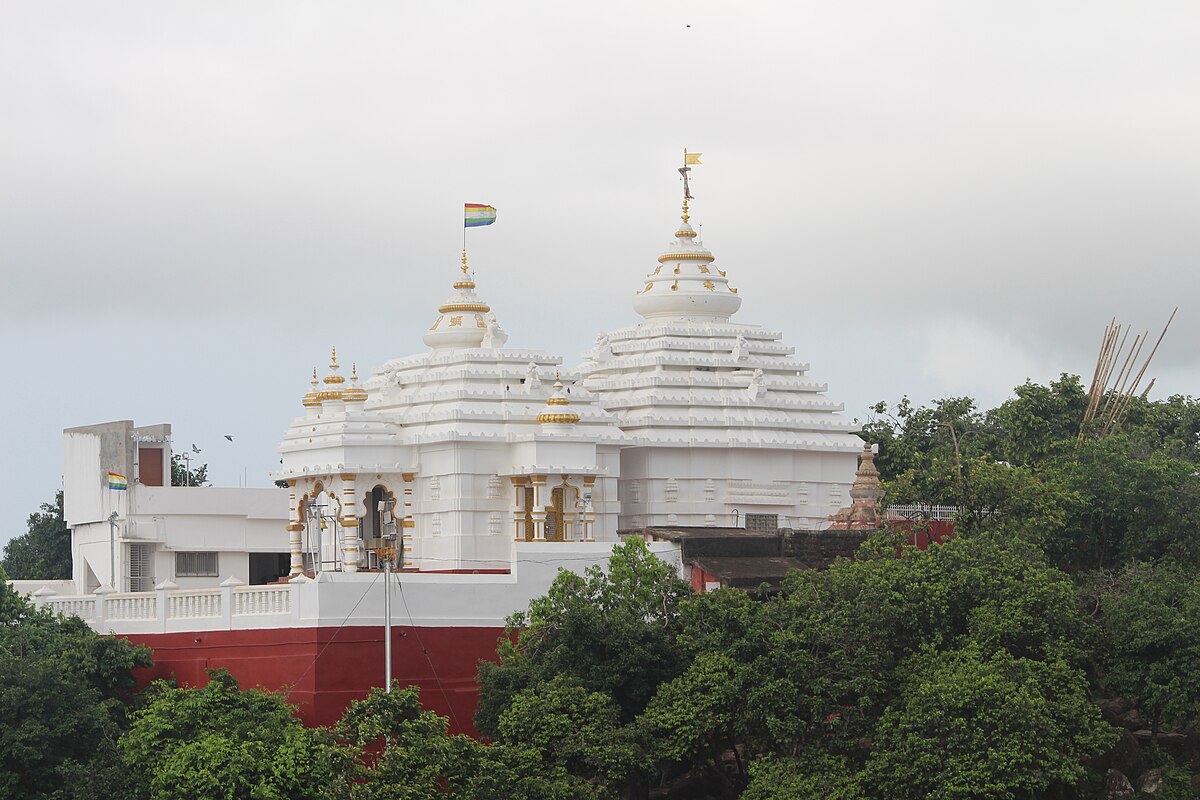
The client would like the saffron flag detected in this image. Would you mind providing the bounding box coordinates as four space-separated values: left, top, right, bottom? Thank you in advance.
464 203 497 228
108 472 128 490
684 152 702 165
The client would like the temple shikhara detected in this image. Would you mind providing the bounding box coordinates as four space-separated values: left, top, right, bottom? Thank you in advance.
19 156 878 731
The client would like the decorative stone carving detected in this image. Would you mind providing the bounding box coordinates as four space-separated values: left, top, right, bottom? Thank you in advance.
829 444 885 530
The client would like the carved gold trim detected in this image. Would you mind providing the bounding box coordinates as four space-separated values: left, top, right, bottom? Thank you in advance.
438 302 490 313
449 316 463 327
340 473 357 481
402 519 415 528
287 522 304 531
657 251 715 263
546 396 569 406
537 412 580 424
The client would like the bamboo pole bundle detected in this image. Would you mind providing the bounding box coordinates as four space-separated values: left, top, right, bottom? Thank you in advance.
1077 308 1177 446
1103 307 1177 436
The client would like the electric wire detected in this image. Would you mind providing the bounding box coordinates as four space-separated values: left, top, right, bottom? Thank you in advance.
286 570 382 696
394 569 466 734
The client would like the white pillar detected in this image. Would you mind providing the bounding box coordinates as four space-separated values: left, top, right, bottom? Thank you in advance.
402 474 415 568
287 482 304 575
511 477 528 541
154 579 178 630
340 474 361 573
531 476 547 541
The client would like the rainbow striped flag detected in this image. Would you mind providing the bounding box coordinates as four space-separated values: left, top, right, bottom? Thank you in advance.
108 472 128 490
464 203 497 228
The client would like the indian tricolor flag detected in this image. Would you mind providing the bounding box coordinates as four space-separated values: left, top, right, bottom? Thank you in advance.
464 203 497 228
107 472 128 490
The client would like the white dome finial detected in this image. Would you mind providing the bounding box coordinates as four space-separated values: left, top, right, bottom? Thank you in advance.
632 151 741 321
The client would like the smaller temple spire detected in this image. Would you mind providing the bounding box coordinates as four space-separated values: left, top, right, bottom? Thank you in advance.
342 362 368 403
302 367 321 407
829 443 885 530
323 346 345 386
537 376 580 425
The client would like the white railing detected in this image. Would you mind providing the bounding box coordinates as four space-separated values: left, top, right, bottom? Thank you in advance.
46 596 96 621
886 504 959 521
168 590 222 619
232 585 291 616
29 578 300 634
106 593 157 621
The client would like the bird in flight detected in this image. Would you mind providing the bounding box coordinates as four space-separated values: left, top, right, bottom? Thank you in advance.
224 435 234 442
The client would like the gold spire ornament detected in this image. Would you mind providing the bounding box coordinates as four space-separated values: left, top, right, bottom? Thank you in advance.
302 367 321 407
453 248 477 290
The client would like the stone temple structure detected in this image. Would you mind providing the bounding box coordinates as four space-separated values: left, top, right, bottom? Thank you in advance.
278 251 628 573
579 195 864 531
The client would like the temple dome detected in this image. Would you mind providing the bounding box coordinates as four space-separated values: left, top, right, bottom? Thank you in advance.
423 250 500 350
631 203 742 321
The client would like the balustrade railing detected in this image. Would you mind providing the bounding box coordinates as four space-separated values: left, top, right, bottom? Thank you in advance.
231 586 290 616
46 596 96 621
106 593 157 621
168 590 222 619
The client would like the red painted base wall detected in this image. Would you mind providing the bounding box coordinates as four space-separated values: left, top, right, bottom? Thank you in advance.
122 625 506 736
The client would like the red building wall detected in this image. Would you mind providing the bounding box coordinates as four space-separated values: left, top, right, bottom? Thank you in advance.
123 625 506 735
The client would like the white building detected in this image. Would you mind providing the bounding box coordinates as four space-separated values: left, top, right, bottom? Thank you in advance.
579 197 863 531
275 252 628 574
30 161 862 634
62 420 288 594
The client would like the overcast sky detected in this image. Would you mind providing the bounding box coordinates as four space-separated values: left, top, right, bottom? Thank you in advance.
2 2 1197 547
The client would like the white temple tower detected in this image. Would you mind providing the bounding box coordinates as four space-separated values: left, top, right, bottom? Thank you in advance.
278 251 627 572
579 163 863 531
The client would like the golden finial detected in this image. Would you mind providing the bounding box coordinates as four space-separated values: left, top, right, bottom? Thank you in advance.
323 346 345 386
351 362 358 379
461 248 469 275
682 196 690 224
302 367 321 407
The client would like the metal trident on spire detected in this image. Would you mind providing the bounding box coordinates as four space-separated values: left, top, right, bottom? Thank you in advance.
679 149 703 200
679 149 703 223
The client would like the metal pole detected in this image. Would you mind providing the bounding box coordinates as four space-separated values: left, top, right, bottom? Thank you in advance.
108 511 118 588
384 555 392 693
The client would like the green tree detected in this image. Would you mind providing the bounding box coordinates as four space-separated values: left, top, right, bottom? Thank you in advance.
863 646 1116 799
120 669 350 800
171 454 209 487
1100 560 1200 737
637 651 749 792
0 567 151 799
475 537 691 736
2 490 71 580
985 374 1088 467
487 676 644 800
742 753 864 800
337 683 480 799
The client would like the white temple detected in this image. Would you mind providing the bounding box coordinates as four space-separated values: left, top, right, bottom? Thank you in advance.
34 157 864 619
579 195 864 531
276 250 628 574
273 170 863 576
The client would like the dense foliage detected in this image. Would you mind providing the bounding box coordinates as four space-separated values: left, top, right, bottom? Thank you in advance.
0 567 151 799
4 376 1199 798
2 490 71 580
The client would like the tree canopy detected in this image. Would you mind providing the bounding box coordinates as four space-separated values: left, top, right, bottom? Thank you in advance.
2 490 71 580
